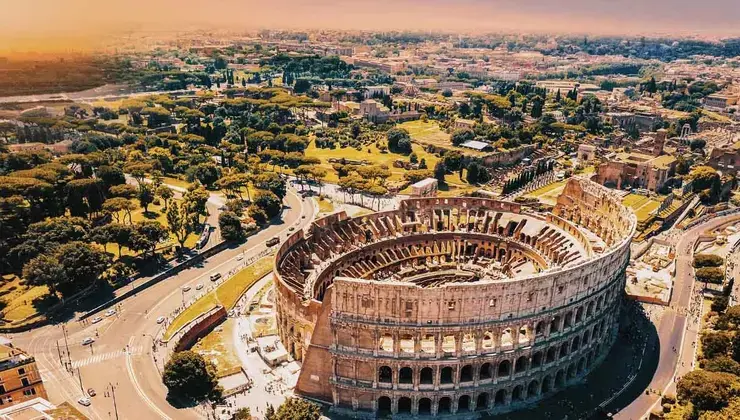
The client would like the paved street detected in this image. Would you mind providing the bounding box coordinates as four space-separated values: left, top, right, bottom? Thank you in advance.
10 187 314 420
616 214 740 419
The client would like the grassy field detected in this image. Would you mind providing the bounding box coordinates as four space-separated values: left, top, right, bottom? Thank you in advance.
314 197 335 216
524 180 568 205
192 318 242 377
164 257 273 340
622 194 662 222
0 275 51 326
399 120 486 156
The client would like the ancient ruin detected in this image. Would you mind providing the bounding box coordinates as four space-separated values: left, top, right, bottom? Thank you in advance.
274 178 636 417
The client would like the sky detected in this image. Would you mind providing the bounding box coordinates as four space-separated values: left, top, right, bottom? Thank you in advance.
1 0 739 53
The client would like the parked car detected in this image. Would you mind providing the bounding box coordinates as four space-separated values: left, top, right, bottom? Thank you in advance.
87 388 96 397
105 309 116 317
210 273 221 282
81 337 95 346
156 316 166 324
195 283 204 291
182 286 191 292
91 316 102 324
78 397 91 407
266 237 280 247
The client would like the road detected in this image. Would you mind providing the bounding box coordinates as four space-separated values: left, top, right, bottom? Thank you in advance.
10 187 314 420
616 214 740 419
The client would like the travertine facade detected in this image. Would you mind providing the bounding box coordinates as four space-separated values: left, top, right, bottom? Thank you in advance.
274 178 636 417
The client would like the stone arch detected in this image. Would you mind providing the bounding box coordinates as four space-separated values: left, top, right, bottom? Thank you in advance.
379 333 394 352
511 385 524 402
462 333 476 352
528 380 540 398
578 357 587 373
587 301 595 317
546 346 558 363
555 370 565 388
458 395 471 412
564 312 573 328
575 306 584 323
482 331 495 350
438 397 452 414
535 321 545 336
420 367 434 384
501 328 513 347
418 398 432 416
531 351 543 368
550 315 561 333
571 335 580 351
541 375 552 393
497 359 511 377
515 356 528 374
399 367 413 384
399 334 414 353
494 389 507 406
420 334 435 354
440 366 454 384
559 342 569 359
568 363 577 379
460 364 474 382
377 396 392 415
378 366 392 383
468 391 485 413
479 362 492 380
398 397 412 414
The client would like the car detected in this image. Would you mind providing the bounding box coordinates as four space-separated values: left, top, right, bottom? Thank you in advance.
91 316 102 324
288 226 295 232
156 316 166 324
87 388 96 397
78 397 91 407
265 237 280 247
195 283 204 291
210 273 221 282
182 286 191 292
236 255 244 261
81 337 95 346
105 309 116 317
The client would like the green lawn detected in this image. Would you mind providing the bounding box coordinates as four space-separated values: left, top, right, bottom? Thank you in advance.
622 194 662 222
314 197 335 215
524 180 568 205
164 257 273 341
0 275 51 326
192 318 242 377
399 120 486 156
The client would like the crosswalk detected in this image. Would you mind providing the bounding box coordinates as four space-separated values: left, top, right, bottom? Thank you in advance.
69 346 143 369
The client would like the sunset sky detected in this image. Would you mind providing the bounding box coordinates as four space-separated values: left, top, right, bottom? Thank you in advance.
2 0 739 53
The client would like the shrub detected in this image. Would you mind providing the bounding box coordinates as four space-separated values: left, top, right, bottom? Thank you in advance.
694 254 724 268
711 296 730 313
696 267 724 284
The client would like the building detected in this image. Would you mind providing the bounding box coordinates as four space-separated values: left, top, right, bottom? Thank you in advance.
275 178 635 417
410 178 438 197
595 152 676 192
577 144 597 162
364 86 391 99
707 142 740 174
704 94 737 111
0 339 47 408
460 140 494 152
605 112 661 133
359 100 389 123
454 119 476 130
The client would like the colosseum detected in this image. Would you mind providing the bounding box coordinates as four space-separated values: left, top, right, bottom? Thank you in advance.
274 178 636 418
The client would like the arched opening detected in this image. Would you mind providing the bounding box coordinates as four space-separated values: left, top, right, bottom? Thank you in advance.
460 365 474 382
458 395 471 412
535 321 545 336
546 346 557 363
564 312 573 328
542 375 552 393
550 316 561 333
531 351 543 368
518 325 529 344
419 367 434 384
578 357 587 373
568 363 577 379
482 331 495 350
377 396 392 416
418 398 432 416
398 397 412 414
399 367 413 384
587 302 595 317
515 356 528 374
497 360 511 377
420 334 435 354
575 307 584 323
440 366 454 384
572 336 580 351
438 397 451 414
559 342 569 359
476 393 489 411
462 333 476 352
528 380 539 398
479 362 492 380
399 335 414 353
494 389 507 406
512 385 524 402
501 328 513 347
555 370 565 388
378 366 392 383
442 335 456 353
583 329 591 344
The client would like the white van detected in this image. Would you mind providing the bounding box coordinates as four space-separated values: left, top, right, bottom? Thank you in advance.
210 273 222 282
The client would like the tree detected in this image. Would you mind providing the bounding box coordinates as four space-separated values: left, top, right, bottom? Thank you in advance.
157 185 174 210
247 205 268 226
696 267 724 284
433 161 447 185
231 408 251 420
694 254 724 268
273 398 321 420
109 184 138 199
712 296 730 313
162 351 222 402
134 220 168 256
451 128 475 146
702 332 731 359
97 165 126 189
167 202 192 249
253 190 282 219
184 187 209 226
219 211 245 241
103 197 137 224
22 254 64 296
705 356 740 376
676 370 737 411
466 162 486 184
187 163 221 189
138 185 155 213
387 128 411 153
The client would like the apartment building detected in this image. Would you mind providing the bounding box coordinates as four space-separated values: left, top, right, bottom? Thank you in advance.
0 339 47 408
